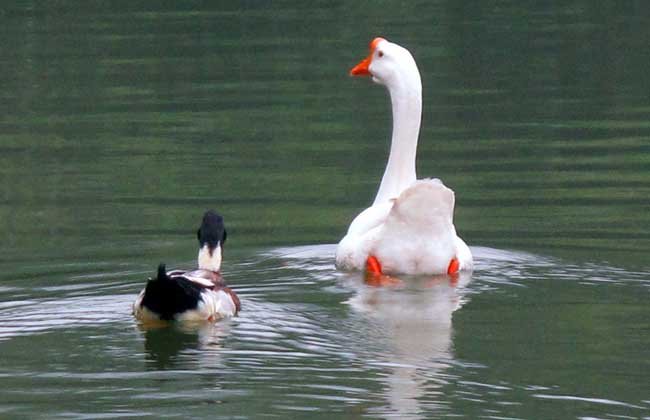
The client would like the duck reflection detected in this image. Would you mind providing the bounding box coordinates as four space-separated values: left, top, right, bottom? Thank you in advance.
344 271 472 419
138 321 232 369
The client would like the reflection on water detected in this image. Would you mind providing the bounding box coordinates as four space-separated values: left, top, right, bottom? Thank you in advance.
345 271 472 419
140 321 232 370
143 325 200 369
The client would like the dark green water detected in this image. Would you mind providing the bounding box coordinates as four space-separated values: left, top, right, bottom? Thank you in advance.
1 2 649 419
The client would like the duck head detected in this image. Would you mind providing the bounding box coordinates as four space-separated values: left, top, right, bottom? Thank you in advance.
350 37 422 94
197 210 227 272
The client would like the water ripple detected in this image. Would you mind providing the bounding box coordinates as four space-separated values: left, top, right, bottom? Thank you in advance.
0 244 648 419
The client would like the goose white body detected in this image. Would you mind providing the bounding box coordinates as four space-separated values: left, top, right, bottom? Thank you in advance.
336 38 472 275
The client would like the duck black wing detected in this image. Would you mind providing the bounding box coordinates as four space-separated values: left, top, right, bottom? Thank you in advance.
139 264 208 321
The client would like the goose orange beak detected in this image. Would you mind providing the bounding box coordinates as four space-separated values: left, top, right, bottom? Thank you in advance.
349 37 386 76
350 56 372 76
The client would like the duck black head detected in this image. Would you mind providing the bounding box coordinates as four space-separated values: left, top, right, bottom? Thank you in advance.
197 210 227 272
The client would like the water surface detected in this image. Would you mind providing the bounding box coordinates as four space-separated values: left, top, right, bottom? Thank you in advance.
1 2 649 419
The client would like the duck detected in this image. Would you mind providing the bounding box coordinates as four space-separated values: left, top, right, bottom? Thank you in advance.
133 210 240 323
335 37 473 276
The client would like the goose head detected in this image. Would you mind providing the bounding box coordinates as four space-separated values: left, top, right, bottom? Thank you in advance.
350 37 422 95
197 210 227 272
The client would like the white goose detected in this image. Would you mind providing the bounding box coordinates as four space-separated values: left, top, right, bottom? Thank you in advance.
335 37 472 276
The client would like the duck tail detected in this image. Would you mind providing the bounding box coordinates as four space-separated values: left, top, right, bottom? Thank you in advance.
156 263 168 281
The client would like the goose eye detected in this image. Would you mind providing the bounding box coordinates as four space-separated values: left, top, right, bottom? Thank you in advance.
378 51 384 58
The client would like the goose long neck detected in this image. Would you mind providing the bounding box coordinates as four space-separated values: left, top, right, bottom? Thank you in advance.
373 80 422 205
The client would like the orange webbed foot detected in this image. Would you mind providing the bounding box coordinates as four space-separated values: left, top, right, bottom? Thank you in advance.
364 256 402 287
447 258 460 275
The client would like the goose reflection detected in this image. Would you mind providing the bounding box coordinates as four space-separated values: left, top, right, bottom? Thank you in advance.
138 321 232 369
345 271 472 419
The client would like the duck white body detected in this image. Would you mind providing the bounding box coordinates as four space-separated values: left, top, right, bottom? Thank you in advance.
335 38 472 275
132 266 240 323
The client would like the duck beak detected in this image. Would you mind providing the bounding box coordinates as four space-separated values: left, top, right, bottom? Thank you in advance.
350 37 386 76
350 55 372 76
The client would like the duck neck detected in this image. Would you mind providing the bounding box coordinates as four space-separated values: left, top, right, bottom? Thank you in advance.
373 80 422 205
198 244 222 272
